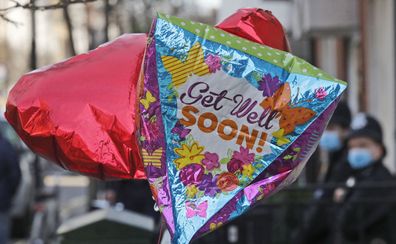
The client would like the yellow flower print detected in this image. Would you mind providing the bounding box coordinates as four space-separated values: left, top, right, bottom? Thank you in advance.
272 128 290 146
174 143 205 169
242 164 255 179
186 185 198 198
210 222 223 231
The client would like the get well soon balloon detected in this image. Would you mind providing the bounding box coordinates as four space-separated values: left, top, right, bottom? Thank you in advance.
5 8 288 181
139 14 347 243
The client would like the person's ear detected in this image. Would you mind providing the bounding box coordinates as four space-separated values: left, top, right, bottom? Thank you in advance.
339 127 349 140
372 143 384 161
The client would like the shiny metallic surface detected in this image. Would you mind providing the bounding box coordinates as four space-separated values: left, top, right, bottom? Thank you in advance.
140 14 346 243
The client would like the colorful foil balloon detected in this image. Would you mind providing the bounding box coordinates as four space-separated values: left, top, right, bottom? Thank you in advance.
6 34 147 180
5 8 288 180
216 8 290 52
139 14 347 243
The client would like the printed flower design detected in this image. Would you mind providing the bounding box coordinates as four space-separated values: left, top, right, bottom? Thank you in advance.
205 54 222 73
174 143 205 169
205 185 221 197
202 152 220 170
217 172 239 192
315 87 327 100
258 74 282 97
256 183 276 201
210 222 223 231
227 158 243 173
186 185 199 198
198 173 213 189
180 163 204 186
198 173 221 197
242 164 255 179
171 121 191 140
232 146 255 165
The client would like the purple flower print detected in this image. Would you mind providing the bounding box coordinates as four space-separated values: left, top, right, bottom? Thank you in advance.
179 163 204 186
198 174 220 197
205 54 222 73
232 146 255 165
171 121 191 140
315 87 327 100
202 152 220 170
258 74 282 97
227 158 243 173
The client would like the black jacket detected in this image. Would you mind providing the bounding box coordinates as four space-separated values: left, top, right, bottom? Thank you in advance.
106 180 159 220
295 151 352 244
324 145 350 182
338 161 396 244
0 136 21 212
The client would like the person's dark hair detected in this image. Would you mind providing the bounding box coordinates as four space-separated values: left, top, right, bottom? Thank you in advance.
329 101 351 129
347 113 386 157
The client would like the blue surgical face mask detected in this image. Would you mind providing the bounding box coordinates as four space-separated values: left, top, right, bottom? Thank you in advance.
320 131 342 152
348 148 374 169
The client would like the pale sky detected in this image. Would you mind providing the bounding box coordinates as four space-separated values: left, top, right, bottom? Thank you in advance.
194 0 221 9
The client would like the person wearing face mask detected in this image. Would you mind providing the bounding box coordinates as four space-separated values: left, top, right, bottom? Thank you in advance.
303 101 352 184
295 102 352 244
319 101 352 182
335 114 396 243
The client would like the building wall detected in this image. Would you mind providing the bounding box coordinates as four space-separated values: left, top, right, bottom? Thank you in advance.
365 0 395 171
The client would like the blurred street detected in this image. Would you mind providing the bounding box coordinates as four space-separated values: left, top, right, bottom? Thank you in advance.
44 174 89 222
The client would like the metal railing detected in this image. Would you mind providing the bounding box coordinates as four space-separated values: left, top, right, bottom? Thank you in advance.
196 181 396 244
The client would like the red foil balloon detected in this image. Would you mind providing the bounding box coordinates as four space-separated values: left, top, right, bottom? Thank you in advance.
5 8 289 180
216 8 290 52
6 34 147 180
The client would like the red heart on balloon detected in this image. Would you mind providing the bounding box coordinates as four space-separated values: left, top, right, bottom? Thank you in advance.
6 34 147 179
